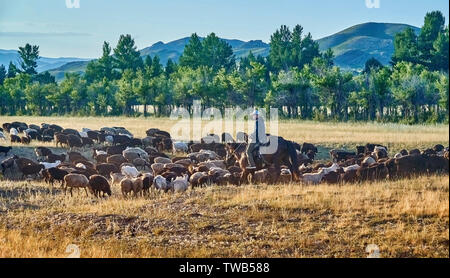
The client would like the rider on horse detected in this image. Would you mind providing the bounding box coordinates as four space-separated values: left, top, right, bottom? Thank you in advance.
246 108 268 170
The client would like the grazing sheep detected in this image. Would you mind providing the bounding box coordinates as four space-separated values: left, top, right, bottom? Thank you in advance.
154 157 172 164
252 169 269 184
151 163 164 176
35 147 53 159
9 128 19 136
343 164 361 173
39 160 61 169
10 135 21 143
95 163 119 178
110 172 126 186
21 164 44 179
301 169 326 184
1 155 18 175
120 178 142 197
173 142 189 153
362 156 376 166
63 173 90 197
153 175 170 192
140 173 154 195
46 167 69 186
121 165 140 178
320 163 340 175
88 175 112 197
132 158 149 170
171 174 189 193
190 172 209 188
46 153 66 163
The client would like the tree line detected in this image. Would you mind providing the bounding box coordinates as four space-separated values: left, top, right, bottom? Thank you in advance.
0 11 448 124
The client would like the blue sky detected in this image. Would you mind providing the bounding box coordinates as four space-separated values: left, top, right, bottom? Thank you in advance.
0 0 448 58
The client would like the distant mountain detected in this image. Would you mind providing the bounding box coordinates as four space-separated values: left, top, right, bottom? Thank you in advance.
317 22 421 70
47 37 270 81
139 37 270 65
26 22 423 80
0 49 90 73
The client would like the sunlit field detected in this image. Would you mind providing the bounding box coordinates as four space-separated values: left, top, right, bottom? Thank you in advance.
0 116 448 258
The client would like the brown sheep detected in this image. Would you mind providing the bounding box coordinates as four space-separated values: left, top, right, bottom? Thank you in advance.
55 133 68 147
96 163 119 178
107 154 128 167
88 175 112 197
63 173 89 197
21 164 44 179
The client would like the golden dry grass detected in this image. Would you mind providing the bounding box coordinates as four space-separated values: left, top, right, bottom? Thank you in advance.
0 176 448 258
0 116 448 258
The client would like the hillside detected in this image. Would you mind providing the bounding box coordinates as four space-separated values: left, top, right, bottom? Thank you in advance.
7 22 422 80
0 49 90 73
317 22 421 70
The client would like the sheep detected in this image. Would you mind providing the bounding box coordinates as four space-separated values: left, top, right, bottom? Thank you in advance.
46 153 66 163
170 174 189 193
190 172 209 188
46 167 69 186
394 153 403 159
10 128 19 136
123 151 140 162
132 158 149 170
0 131 6 141
21 164 44 179
173 142 189 153
362 156 376 166
154 157 172 164
301 169 326 185
343 164 361 173
35 147 53 159
140 173 154 195
153 175 170 192
75 163 87 169
39 160 61 169
110 172 126 186
121 165 140 178
63 173 90 197
120 178 143 197
123 147 148 159
320 163 340 175
279 168 292 183
252 169 269 184
88 175 112 197
1 155 18 175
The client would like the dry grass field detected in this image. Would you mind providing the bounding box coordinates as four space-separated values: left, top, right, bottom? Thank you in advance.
0 116 448 258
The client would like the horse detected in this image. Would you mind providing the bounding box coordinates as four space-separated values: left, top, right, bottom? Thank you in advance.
225 136 301 184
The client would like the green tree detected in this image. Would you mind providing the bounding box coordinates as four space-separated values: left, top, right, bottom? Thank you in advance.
179 33 204 69
0 65 6 85
7 62 18 78
18 43 40 75
418 11 446 68
392 27 420 65
113 34 143 73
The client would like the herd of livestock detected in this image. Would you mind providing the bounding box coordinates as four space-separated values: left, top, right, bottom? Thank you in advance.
0 121 449 198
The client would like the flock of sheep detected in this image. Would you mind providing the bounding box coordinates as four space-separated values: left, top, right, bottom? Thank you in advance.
0 120 449 199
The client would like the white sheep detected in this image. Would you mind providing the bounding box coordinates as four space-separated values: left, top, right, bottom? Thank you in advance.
154 175 171 192
39 160 61 169
75 163 87 169
394 153 403 159
362 156 376 166
121 165 140 178
78 131 88 138
171 174 189 193
301 169 326 185
343 164 360 172
172 142 189 153
320 163 340 175
123 147 148 160
10 128 18 136
24 128 37 137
